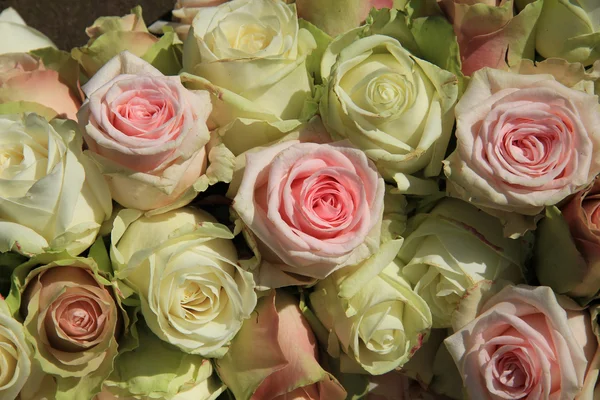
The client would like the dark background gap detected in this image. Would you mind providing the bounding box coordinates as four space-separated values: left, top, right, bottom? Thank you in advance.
0 0 174 50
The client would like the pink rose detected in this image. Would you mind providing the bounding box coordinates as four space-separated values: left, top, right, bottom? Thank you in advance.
443 68 600 235
232 140 385 288
78 52 212 211
439 0 542 76
217 291 346 400
0 53 81 120
445 285 597 399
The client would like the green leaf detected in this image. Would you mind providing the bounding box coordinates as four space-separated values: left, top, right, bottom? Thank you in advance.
299 19 332 84
88 237 112 275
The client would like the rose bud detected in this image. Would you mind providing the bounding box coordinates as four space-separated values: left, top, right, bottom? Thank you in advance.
439 0 543 76
0 53 81 120
217 290 347 400
535 177 600 304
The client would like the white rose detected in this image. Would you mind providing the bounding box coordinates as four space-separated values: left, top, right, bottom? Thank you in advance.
0 299 31 399
0 113 112 256
0 8 55 55
111 208 257 357
398 198 526 328
182 0 317 153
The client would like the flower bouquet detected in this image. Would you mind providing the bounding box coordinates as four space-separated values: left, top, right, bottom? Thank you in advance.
0 0 599 399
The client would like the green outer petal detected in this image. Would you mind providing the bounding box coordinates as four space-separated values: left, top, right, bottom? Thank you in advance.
104 320 219 399
30 47 83 102
0 102 58 120
141 29 183 76
534 206 595 301
298 19 332 84
216 292 288 400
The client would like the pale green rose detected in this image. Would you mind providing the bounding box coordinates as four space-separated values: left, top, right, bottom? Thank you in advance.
397 198 526 328
0 298 32 400
0 114 112 256
320 32 458 194
0 8 55 55
72 6 182 77
310 239 432 375
536 0 600 66
111 208 257 357
97 321 226 400
181 0 318 154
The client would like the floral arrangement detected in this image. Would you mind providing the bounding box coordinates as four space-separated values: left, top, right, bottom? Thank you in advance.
0 0 599 399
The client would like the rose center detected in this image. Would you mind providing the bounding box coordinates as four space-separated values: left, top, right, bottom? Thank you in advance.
0 144 24 178
178 280 224 321
301 175 355 230
366 72 413 114
58 299 101 339
231 23 274 54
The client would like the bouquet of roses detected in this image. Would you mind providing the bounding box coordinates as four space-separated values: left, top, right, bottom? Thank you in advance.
0 0 599 398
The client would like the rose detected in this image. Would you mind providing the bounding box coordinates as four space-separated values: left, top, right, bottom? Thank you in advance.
295 0 394 37
310 239 432 375
535 0 600 66
0 8 55 55
72 7 181 77
534 177 600 303
217 291 346 400
149 1 231 41
443 67 600 236
11 258 120 399
181 0 317 147
111 207 256 357
439 0 543 76
0 53 81 120
320 33 458 193
444 285 597 399
0 113 111 256
78 51 220 212
95 319 226 400
231 140 385 288
0 298 32 399
398 198 525 328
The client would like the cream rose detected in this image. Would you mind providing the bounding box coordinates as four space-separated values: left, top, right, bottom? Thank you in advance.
444 67 600 235
445 285 596 399
310 239 432 375
320 33 458 193
231 140 385 288
0 298 31 400
0 113 111 256
111 207 257 357
181 0 317 149
0 8 55 55
398 198 525 328
79 52 216 211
